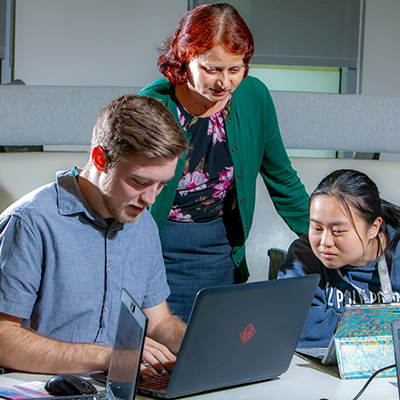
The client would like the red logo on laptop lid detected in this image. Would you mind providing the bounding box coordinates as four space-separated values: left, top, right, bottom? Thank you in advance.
240 323 256 343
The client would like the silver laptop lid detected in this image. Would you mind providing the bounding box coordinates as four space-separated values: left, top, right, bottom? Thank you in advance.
105 289 147 400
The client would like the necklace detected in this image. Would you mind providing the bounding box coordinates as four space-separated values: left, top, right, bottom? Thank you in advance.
337 236 393 304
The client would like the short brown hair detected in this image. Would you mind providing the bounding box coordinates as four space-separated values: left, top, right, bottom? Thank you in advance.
158 3 254 85
91 94 187 164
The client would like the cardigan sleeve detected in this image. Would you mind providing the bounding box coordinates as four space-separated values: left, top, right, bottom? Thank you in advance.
258 86 310 236
227 76 309 237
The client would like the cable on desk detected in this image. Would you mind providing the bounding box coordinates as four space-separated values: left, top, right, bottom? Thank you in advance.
318 364 396 400
351 363 396 400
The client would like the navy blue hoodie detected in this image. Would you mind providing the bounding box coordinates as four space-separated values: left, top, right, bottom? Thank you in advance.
278 227 400 348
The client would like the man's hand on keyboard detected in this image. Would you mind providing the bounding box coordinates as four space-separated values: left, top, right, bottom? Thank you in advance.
141 337 176 377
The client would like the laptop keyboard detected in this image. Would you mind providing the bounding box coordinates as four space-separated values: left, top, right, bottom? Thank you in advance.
139 372 171 390
60 396 106 400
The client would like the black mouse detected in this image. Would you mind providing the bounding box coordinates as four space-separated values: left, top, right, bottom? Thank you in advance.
45 374 97 396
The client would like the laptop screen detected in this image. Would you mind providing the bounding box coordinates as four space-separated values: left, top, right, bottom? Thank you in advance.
106 289 147 400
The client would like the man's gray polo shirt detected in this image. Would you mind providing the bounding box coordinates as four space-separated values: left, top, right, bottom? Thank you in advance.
0 169 170 345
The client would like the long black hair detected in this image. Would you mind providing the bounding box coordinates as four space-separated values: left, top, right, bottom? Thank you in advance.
310 169 400 269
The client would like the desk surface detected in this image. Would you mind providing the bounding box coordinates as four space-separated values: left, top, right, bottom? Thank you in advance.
0 355 398 400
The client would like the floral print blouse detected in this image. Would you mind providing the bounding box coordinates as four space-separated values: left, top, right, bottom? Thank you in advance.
168 99 237 223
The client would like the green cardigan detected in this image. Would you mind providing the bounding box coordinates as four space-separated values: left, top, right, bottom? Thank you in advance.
138 76 309 281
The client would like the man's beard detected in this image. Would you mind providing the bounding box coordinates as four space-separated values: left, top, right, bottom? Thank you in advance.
100 170 147 224
102 193 143 224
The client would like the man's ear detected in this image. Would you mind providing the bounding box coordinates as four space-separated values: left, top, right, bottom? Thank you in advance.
91 146 108 172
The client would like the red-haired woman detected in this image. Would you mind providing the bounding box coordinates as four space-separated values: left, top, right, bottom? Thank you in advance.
138 3 309 322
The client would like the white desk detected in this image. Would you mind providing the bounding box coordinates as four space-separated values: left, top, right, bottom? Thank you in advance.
0 355 398 400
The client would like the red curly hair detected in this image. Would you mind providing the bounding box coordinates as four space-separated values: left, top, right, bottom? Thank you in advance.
158 3 254 85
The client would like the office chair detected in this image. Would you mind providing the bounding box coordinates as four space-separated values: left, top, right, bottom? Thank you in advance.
267 248 287 280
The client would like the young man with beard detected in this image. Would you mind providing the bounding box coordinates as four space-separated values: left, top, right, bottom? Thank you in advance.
0 95 188 375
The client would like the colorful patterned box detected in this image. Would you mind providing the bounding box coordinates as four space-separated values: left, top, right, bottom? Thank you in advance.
334 303 400 379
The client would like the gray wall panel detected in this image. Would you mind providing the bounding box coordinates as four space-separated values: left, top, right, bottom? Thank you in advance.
1 86 399 154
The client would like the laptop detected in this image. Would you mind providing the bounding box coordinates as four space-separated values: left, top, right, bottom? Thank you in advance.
296 303 400 377
7 288 147 400
138 275 319 399
102 288 148 400
391 320 400 396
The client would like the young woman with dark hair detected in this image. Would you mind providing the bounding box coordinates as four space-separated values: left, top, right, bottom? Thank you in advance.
139 3 309 322
278 169 400 348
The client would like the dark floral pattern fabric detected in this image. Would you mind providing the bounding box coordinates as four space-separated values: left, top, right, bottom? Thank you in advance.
168 99 237 223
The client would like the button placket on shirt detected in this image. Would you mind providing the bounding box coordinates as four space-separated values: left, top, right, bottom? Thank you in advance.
227 118 247 267
102 229 117 330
